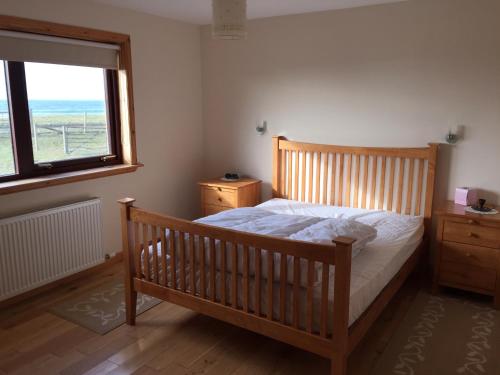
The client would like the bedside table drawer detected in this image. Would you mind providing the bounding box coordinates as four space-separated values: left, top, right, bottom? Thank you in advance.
204 204 231 216
441 241 498 269
202 187 236 207
440 261 496 292
443 221 500 249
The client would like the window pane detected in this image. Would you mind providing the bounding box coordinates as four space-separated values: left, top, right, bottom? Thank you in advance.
0 61 16 177
24 63 111 163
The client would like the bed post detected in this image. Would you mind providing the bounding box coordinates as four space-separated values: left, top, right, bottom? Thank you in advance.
331 236 354 375
118 197 138 325
272 135 286 198
424 143 439 234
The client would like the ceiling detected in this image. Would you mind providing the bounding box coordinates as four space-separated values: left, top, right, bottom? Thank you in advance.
91 0 408 25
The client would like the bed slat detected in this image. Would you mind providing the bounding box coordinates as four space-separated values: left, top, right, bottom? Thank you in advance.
322 153 328 205
387 157 395 211
353 154 360 208
134 222 142 280
370 156 377 210
280 149 286 197
406 158 415 215
308 152 313 203
320 263 329 337
301 151 306 202
169 229 176 289
315 153 321 204
378 157 387 210
267 250 274 320
293 257 301 328
362 156 369 208
209 238 216 301
415 159 424 216
232 243 238 308
189 234 195 295
294 151 299 201
220 241 227 305
179 232 186 292
330 153 336 206
254 247 261 315
306 260 314 333
279 253 287 323
142 224 150 281
199 236 206 298
343 154 350 207
151 225 158 284
243 245 249 312
160 229 167 286
396 158 405 213
287 151 293 199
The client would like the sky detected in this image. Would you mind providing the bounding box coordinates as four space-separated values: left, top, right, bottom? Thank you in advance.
0 62 106 101
0 63 6 101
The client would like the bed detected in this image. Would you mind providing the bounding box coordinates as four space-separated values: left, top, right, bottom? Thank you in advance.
118 136 438 375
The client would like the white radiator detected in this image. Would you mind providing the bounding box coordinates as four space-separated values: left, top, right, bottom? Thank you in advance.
0 198 104 302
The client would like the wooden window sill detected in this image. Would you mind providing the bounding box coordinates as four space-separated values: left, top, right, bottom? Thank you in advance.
0 163 143 195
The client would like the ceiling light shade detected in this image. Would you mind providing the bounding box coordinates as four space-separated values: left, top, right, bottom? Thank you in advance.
212 0 247 40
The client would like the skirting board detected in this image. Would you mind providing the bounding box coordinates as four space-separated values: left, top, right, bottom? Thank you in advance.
0 252 123 309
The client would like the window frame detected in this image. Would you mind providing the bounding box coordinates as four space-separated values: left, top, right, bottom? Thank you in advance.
0 15 140 194
0 62 123 183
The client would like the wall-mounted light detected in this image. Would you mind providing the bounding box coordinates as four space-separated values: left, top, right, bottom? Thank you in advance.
256 120 267 135
445 131 458 144
445 125 465 145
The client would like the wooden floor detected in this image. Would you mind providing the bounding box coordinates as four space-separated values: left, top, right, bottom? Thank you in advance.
0 262 422 375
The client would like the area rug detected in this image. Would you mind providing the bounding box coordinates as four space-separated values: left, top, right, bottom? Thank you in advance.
372 292 499 375
49 280 161 335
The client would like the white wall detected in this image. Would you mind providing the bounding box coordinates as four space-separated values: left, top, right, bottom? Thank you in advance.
0 0 203 257
201 0 500 206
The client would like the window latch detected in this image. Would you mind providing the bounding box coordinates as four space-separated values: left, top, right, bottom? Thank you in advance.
101 155 117 162
38 163 53 169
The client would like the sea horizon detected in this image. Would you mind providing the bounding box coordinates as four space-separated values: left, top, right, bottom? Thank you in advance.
0 99 106 115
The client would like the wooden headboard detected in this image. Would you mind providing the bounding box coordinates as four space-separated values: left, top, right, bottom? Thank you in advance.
272 136 438 229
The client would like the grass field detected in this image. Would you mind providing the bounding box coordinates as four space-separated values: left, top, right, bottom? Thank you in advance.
0 113 108 177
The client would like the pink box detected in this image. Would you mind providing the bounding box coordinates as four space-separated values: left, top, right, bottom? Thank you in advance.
454 187 478 206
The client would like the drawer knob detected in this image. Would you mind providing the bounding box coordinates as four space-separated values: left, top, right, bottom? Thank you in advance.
218 197 222 202
467 232 478 238
467 219 476 225
218 187 222 192
465 252 472 257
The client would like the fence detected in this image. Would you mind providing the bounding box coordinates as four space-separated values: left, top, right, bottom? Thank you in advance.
0 110 108 156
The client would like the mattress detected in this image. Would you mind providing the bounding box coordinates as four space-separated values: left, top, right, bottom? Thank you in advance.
147 198 424 329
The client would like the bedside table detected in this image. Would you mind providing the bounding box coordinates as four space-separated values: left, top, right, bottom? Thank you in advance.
433 201 500 309
198 178 261 216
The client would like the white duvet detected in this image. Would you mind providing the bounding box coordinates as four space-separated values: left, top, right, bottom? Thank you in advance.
197 207 377 257
194 207 376 286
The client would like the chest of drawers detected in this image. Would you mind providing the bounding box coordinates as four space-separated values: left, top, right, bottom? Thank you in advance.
199 178 261 216
433 201 500 309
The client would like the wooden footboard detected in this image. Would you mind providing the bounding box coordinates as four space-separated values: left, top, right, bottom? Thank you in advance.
119 198 354 374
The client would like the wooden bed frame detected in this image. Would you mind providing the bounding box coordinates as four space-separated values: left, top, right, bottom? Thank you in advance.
118 136 438 375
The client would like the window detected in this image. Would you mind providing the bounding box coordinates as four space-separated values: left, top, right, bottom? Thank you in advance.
25 63 115 164
0 61 121 182
0 61 14 177
0 16 139 193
